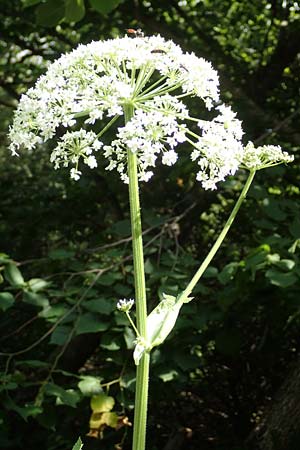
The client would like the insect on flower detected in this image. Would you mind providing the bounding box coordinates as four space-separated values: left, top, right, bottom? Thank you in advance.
151 49 167 54
125 28 144 38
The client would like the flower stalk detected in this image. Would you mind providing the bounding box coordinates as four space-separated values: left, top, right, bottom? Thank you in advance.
178 169 256 302
124 103 150 450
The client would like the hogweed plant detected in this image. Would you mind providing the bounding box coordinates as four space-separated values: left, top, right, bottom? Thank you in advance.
8 33 293 450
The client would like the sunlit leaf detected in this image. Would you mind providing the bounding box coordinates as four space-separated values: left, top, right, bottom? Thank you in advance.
78 376 103 396
4 263 24 287
72 437 83 450
90 393 115 412
0 292 15 311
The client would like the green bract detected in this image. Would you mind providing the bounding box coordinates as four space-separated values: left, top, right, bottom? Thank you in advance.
133 292 192 365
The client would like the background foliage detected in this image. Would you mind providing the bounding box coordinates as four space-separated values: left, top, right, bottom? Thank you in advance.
0 1 299 449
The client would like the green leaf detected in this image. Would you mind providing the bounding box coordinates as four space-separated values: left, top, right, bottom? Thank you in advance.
50 325 72 345
123 326 135 349
274 259 295 271
83 298 115 315
75 313 109 335
2 397 42 420
23 290 49 309
110 219 131 236
65 0 85 22
265 269 298 288
4 263 24 287
203 266 219 278
44 383 80 407
289 218 300 239
89 0 121 14
114 283 132 296
72 437 83 450
90 393 115 412
97 273 119 286
39 305 69 321
27 278 49 292
0 253 11 264
78 376 103 396
0 292 15 311
36 0 65 26
100 333 121 350
217 262 239 285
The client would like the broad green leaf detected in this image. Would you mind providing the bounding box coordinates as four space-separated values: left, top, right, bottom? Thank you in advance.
203 266 219 278
2 397 42 420
75 313 109 335
36 0 65 26
217 262 239 285
23 290 49 309
39 305 69 321
27 278 49 292
110 219 131 236
78 376 103 396
90 411 118 429
65 0 85 22
245 249 269 270
44 383 80 407
50 325 72 345
4 263 24 287
289 218 300 239
100 334 121 350
91 393 115 412
0 292 15 311
72 437 83 450
123 326 135 349
265 269 298 288
83 298 115 315
0 253 11 264
94 0 121 14
97 273 119 286
274 259 295 271
114 283 132 296
56 389 81 407
262 197 286 221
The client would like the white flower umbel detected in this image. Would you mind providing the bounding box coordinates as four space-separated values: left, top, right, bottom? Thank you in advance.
9 36 294 189
8 35 293 188
241 141 294 170
117 298 135 312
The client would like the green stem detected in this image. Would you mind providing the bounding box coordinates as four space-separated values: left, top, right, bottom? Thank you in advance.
179 170 256 301
124 103 149 450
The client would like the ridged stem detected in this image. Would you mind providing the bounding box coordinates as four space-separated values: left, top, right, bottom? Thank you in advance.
124 103 149 450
